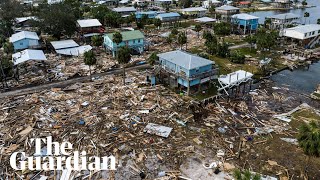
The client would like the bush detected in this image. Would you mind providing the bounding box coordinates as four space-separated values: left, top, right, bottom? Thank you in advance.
230 51 245 64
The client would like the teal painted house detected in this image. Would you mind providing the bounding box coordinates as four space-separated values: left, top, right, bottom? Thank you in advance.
157 50 217 94
104 30 145 57
231 13 259 34
9 31 40 51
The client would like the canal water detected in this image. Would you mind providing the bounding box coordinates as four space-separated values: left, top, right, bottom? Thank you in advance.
270 62 320 94
249 0 320 24
247 0 320 94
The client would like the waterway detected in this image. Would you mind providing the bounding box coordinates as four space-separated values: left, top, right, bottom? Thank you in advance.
248 0 320 24
270 62 320 94
246 0 320 94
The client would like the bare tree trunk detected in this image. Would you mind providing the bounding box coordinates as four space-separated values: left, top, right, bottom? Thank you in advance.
123 66 126 85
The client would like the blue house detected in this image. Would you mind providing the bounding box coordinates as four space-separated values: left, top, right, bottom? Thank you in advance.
155 12 181 22
9 31 40 51
135 11 158 19
104 30 145 57
231 13 259 34
157 50 217 95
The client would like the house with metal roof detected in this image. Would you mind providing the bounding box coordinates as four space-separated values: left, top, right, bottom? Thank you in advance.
76 19 104 37
135 11 158 19
266 13 300 30
282 24 320 48
112 7 137 16
231 13 259 34
104 30 145 57
50 39 92 56
157 50 217 95
9 31 40 51
155 12 181 22
215 5 240 21
180 7 207 18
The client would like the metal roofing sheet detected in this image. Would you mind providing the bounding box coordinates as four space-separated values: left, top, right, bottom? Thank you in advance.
50 40 79 50
12 49 47 65
157 50 214 70
77 19 102 28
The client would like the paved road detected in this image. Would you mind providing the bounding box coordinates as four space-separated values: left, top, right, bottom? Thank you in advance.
229 43 250 50
0 64 151 98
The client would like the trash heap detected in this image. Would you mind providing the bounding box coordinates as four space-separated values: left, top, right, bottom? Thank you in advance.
0 71 209 179
7 50 117 89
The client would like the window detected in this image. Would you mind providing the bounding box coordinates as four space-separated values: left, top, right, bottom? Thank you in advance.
305 33 307 37
20 42 23 45
309 32 312 36
312 31 315 35
138 39 141 43
318 30 320 34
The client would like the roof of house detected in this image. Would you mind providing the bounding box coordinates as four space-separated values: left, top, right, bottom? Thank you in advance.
135 11 158 15
157 50 214 70
156 12 181 18
181 7 207 12
15 16 36 24
285 24 320 34
12 49 47 65
105 30 144 42
218 70 253 85
50 40 79 50
56 45 92 56
194 17 217 23
112 7 137 12
267 13 300 20
77 19 102 28
232 13 259 20
216 5 239 11
9 31 39 43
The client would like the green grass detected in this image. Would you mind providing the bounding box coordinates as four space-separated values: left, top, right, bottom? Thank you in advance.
209 55 258 75
223 36 245 45
233 47 258 57
292 109 320 122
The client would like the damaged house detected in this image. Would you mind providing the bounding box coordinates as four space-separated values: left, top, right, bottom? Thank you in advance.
156 50 218 95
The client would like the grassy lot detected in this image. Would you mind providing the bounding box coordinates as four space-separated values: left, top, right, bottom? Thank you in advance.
232 47 258 57
209 55 259 75
223 36 246 45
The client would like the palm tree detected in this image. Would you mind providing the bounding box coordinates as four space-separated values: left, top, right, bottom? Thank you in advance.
112 31 123 57
83 50 97 76
117 46 131 85
177 32 187 50
298 121 320 170
304 12 310 24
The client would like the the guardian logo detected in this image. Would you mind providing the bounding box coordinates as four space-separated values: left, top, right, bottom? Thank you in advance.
10 136 116 171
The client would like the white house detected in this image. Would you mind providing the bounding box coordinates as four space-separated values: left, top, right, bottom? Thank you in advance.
180 7 207 17
283 24 320 48
266 13 300 30
202 0 223 9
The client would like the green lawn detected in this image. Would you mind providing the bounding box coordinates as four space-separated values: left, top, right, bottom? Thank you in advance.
209 55 259 75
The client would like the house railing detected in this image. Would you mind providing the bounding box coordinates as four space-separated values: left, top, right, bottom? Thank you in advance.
161 65 218 81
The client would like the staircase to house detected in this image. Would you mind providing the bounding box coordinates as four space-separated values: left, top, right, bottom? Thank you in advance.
307 35 320 49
